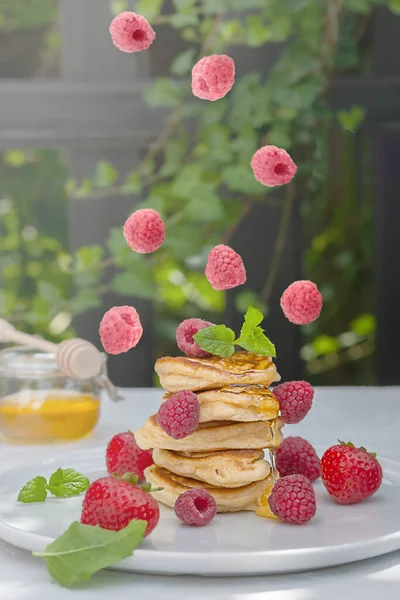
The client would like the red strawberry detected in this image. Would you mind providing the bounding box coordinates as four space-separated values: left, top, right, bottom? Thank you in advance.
321 441 383 505
106 431 153 479
81 475 159 536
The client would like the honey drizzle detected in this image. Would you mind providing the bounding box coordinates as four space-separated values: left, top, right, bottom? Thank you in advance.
267 418 278 483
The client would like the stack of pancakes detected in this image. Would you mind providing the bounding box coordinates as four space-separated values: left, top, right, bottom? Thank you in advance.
135 351 283 513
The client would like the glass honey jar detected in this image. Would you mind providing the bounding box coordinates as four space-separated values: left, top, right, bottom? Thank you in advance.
0 346 118 443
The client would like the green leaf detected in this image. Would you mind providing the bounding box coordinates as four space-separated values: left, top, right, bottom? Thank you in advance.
235 307 276 357
193 325 235 357
136 0 163 20
47 468 90 498
18 476 48 503
33 520 146 588
389 0 400 15
350 314 376 336
171 48 196 76
94 161 118 188
144 78 186 108
110 1 128 16
37 281 62 304
236 328 276 357
74 245 104 271
112 264 154 299
337 106 366 134
3 150 29 168
312 334 339 356
243 305 264 328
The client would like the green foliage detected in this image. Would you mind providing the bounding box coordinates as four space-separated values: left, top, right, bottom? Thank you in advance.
0 0 57 30
2 0 390 385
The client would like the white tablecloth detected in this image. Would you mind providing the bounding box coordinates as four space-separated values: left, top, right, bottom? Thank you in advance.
0 387 399 600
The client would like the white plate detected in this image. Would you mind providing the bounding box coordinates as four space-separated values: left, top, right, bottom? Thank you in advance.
0 447 399 576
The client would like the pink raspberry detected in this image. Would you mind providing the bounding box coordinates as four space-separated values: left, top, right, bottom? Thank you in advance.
280 280 322 325
269 474 316 524
174 488 217 526
192 54 235 101
99 306 143 354
157 390 200 439
176 318 213 358
251 145 297 187
123 208 165 254
276 437 321 482
109 11 156 53
273 381 314 424
205 244 246 291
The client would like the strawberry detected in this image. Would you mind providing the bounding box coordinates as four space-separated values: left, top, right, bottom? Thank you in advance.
81 475 160 536
321 441 383 505
106 431 153 480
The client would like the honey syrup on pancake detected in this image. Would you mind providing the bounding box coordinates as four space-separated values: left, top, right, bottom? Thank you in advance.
257 418 279 519
189 351 274 374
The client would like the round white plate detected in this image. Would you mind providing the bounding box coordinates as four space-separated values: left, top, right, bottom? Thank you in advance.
0 447 399 576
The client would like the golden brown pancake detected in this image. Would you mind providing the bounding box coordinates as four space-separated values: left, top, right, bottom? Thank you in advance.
152 448 271 488
145 464 273 512
135 415 283 452
155 351 280 392
163 385 279 422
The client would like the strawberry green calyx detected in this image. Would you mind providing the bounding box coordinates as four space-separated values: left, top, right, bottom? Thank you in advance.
117 473 162 492
338 440 377 459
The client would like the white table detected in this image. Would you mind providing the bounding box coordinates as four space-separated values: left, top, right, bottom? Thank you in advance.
0 387 399 600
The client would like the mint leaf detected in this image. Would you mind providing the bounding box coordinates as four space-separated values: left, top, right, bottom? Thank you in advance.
236 328 276 357
18 476 48 503
236 307 276 357
47 468 90 498
33 520 146 588
193 325 235 357
244 306 264 328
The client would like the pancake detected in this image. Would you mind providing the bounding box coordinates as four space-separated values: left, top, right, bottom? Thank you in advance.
163 385 279 422
155 351 280 392
152 448 271 488
145 464 273 512
135 415 283 452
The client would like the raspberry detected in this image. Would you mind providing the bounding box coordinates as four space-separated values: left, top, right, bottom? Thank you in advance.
109 11 156 53
123 208 165 254
156 390 200 439
273 381 314 424
106 431 153 480
174 488 217 526
280 280 322 325
251 145 297 187
205 244 246 291
192 54 235 101
176 318 213 358
99 305 143 355
81 476 159 535
276 436 320 482
269 474 316 524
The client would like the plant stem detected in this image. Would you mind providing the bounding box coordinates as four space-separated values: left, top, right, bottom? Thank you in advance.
260 184 295 303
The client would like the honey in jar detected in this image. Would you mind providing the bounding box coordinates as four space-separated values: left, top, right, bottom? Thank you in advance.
0 346 105 443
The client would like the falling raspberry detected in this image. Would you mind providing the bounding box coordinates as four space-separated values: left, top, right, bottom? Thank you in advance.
109 11 156 53
157 390 200 439
192 54 235 101
280 280 322 325
269 474 316 524
174 488 217 526
273 380 314 424
99 305 143 354
176 318 213 358
123 208 165 254
251 145 297 187
205 244 246 291
276 436 320 482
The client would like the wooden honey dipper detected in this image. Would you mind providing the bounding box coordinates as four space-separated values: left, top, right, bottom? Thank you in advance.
0 319 103 380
